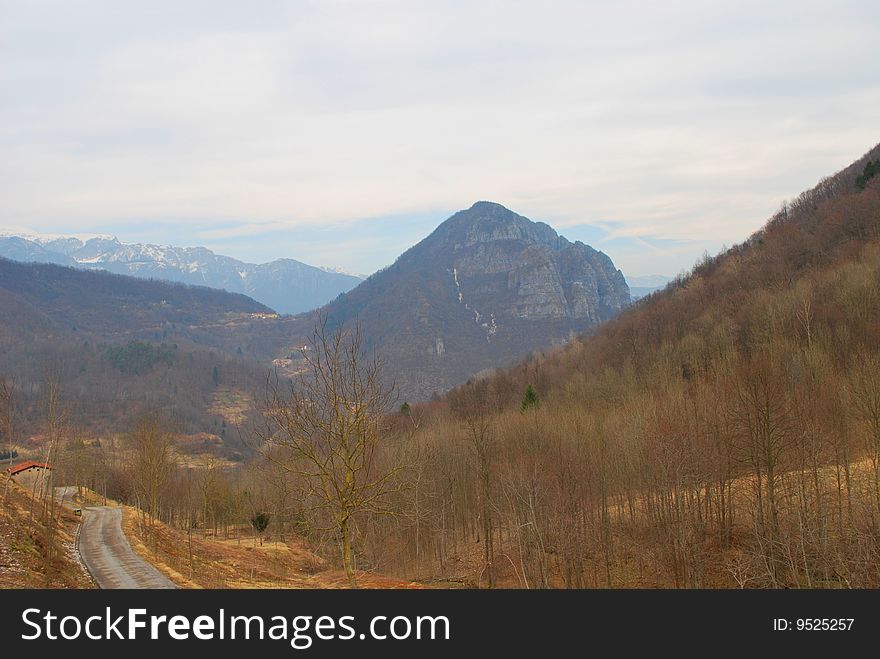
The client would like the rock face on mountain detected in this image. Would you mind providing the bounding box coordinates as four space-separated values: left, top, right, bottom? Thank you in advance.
0 236 361 315
427 201 629 324
295 201 630 399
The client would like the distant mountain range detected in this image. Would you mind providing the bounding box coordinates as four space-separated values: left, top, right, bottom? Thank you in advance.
626 274 672 300
0 235 362 315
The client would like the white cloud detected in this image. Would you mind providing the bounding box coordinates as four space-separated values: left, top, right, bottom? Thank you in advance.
0 0 877 275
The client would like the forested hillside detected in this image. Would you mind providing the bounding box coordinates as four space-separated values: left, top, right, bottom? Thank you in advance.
338 142 879 587
0 258 271 342
374 142 880 587
0 260 273 451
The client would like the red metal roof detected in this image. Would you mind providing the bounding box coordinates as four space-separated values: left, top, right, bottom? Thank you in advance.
7 460 52 476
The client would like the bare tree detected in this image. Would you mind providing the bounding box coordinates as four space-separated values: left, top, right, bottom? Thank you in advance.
129 414 176 528
733 356 795 586
261 317 400 586
449 382 499 587
0 377 15 502
43 375 67 495
849 352 880 517
38 374 68 584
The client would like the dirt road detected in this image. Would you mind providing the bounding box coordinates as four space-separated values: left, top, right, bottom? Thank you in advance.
78 507 176 589
54 486 78 503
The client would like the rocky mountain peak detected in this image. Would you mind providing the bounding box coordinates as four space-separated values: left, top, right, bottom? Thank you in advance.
431 201 562 251
302 202 630 399
400 201 629 323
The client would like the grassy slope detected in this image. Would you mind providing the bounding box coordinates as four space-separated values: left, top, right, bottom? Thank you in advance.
0 476 94 589
119 504 422 589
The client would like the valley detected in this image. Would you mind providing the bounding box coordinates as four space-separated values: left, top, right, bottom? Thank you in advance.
2 143 880 589
0 200 632 448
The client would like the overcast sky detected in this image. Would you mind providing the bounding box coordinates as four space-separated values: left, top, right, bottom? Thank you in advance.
1 1 878 277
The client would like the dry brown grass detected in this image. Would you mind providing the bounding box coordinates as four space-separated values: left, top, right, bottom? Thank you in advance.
209 387 252 427
120 506 422 589
171 447 239 469
0 477 95 589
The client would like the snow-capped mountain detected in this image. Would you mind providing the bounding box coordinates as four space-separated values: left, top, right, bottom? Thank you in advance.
318 265 368 278
0 235 362 315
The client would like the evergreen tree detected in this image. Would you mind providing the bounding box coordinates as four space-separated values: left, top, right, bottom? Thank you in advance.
856 160 879 189
521 384 539 412
250 511 270 546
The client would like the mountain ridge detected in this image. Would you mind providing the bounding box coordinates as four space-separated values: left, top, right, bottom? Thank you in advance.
0 234 362 315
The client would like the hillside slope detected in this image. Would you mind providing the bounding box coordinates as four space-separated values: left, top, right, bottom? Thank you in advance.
0 477 94 589
0 260 274 447
0 257 271 340
519 142 880 398
369 142 880 588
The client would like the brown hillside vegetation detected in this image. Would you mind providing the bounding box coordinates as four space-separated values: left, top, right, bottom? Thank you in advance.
0 476 94 588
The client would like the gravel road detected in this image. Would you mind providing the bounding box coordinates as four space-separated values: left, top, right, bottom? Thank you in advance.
78 507 177 589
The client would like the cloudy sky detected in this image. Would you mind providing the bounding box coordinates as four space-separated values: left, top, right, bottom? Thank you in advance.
1 1 878 277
